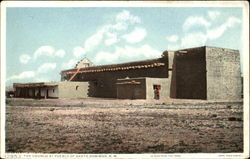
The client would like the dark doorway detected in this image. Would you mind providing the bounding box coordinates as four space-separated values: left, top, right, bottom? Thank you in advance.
153 84 161 100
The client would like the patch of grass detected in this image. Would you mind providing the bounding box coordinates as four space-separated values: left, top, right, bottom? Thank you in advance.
6 99 11 105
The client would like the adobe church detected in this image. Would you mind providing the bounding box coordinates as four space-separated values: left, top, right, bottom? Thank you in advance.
14 46 242 100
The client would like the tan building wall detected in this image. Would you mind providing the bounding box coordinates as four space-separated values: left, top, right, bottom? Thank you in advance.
206 47 241 99
47 86 58 98
146 78 169 99
58 81 89 98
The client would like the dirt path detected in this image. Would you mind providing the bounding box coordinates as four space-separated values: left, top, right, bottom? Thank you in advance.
6 98 243 153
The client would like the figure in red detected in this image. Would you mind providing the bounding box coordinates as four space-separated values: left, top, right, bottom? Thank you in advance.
154 85 161 100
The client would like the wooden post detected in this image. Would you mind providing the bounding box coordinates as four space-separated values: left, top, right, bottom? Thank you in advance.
33 88 35 98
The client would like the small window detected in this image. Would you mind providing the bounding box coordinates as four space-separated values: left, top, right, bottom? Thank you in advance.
53 89 55 93
153 84 161 90
76 86 79 90
153 85 157 90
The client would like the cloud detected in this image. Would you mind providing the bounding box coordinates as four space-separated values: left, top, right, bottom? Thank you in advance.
68 9 143 61
121 45 161 58
55 49 65 58
100 10 140 33
19 54 31 64
84 30 104 52
34 46 54 59
94 44 161 64
7 71 35 81
94 51 118 64
73 46 86 58
166 35 179 43
81 10 142 51
62 59 78 70
166 14 241 50
65 10 146 67
105 32 118 46
183 16 211 32
75 27 105 55
227 16 241 27
60 9 145 68
167 44 180 51
181 32 207 48
207 16 241 40
7 63 57 83
116 10 141 24
122 27 147 43
166 32 208 50
110 22 128 31
33 46 65 59
37 63 57 74
34 77 50 82
207 11 221 21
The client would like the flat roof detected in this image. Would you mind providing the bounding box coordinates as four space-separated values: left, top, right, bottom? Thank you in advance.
13 82 58 88
61 57 166 74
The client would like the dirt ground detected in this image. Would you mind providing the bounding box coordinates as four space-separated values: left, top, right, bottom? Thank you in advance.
5 98 243 153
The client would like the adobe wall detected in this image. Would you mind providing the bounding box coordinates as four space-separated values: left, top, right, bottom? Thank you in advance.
170 47 207 99
117 78 146 99
165 71 172 98
206 47 241 99
58 81 89 98
146 78 169 99
47 86 59 98
71 58 168 98
165 51 174 99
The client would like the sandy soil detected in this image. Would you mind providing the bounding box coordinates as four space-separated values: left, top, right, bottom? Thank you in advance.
6 98 243 153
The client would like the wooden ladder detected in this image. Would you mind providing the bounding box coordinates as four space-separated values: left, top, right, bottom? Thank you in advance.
69 68 80 81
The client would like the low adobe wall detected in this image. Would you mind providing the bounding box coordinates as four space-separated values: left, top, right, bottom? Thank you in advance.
58 82 89 99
